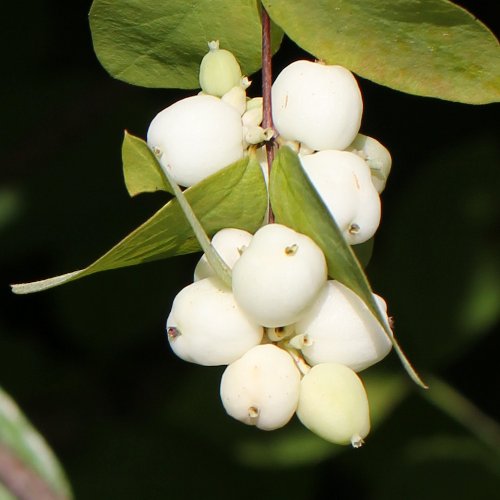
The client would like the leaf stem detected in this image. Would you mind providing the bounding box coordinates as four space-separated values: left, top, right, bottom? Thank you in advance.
160 167 233 288
261 4 275 224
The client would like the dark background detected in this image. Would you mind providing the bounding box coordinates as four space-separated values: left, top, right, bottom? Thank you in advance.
1 1 499 499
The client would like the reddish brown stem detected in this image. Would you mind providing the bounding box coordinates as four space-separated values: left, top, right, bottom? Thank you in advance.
261 5 275 224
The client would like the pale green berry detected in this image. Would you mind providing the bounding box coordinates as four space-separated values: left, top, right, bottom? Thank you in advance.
346 134 392 193
232 224 327 327
293 280 392 371
272 60 363 151
220 344 301 430
199 41 243 97
166 277 263 366
297 363 370 447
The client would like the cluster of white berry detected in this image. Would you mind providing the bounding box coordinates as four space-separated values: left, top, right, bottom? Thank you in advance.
147 42 394 447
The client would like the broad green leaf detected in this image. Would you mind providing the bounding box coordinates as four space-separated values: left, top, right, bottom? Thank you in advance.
262 0 500 104
122 131 172 196
0 386 73 499
161 163 233 288
89 0 284 89
12 156 267 294
270 147 426 387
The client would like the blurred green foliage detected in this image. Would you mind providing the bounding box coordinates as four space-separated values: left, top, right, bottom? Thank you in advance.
1 1 499 499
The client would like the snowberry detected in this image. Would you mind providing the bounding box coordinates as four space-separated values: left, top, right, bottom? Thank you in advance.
220 344 301 430
346 134 392 193
272 60 363 151
297 363 370 447
221 85 247 115
199 41 243 97
147 94 244 187
166 277 263 366
232 224 328 327
293 281 392 371
194 227 253 281
300 150 381 245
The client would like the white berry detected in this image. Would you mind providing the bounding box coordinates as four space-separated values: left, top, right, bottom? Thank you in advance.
293 281 392 371
166 277 263 366
147 94 244 187
300 150 381 244
346 134 392 193
220 344 301 430
297 363 370 447
232 224 328 327
272 60 363 151
194 228 253 281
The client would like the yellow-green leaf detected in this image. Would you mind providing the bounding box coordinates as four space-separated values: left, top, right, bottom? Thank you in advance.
262 0 500 104
89 0 283 89
122 131 172 196
12 156 267 294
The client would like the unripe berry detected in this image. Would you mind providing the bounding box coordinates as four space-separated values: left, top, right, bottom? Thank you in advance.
293 281 392 371
300 150 381 245
147 95 244 187
166 277 263 366
232 224 328 327
297 363 370 447
220 344 301 430
272 60 363 151
194 228 253 281
346 134 392 193
199 41 242 97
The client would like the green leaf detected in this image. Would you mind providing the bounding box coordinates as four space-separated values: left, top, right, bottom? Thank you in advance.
269 147 426 388
0 385 73 499
122 131 172 196
262 0 500 104
89 0 284 89
161 163 233 288
11 156 267 294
